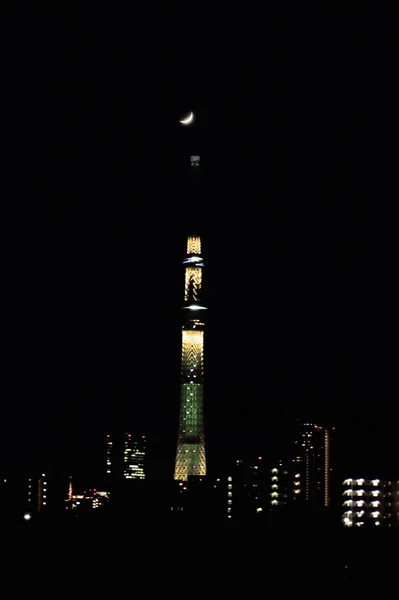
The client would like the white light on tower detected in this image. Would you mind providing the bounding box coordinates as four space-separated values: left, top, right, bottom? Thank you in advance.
190 155 200 167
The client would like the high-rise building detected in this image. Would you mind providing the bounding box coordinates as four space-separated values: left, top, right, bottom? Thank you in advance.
393 482 399 527
292 422 333 509
27 473 48 516
124 434 146 480
341 478 399 527
106 432 146 482
225 457 267 522
174 236 206 481
269 459 291 510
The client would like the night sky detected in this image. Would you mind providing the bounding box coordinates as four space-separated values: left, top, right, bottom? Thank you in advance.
2 5 397 484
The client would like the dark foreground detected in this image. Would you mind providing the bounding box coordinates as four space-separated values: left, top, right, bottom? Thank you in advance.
3 515 397 588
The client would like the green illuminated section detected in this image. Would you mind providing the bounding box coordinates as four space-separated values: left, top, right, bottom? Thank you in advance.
179 383 203 437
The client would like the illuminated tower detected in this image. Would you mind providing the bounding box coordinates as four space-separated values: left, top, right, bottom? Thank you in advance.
174 235 206 481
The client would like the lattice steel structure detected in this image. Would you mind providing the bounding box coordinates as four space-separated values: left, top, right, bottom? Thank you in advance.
174 236 207 481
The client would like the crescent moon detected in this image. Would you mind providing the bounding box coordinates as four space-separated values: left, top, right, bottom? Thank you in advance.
179 111 194 125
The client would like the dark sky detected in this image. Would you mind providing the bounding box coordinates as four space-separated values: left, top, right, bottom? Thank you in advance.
2 4 397 483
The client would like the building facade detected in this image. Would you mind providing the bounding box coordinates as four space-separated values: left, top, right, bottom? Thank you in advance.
292 422 332 509
123 434 146 480
269 460 291 510
223 457 267 523
27 472 48 516
174 236 206 481
341 478 398 527
106 432 146 482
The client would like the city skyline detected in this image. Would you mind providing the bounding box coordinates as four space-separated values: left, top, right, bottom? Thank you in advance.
2 4 397 485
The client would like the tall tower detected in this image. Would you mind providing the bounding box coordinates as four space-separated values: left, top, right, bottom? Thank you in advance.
174 235 207 481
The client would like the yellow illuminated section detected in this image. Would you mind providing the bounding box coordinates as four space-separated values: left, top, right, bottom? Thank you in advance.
187 236 201 255
184 268 202 302
181 330 204 375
